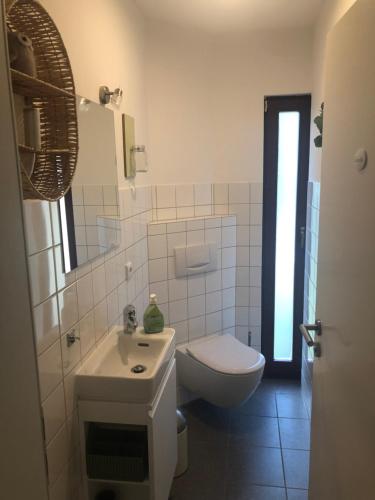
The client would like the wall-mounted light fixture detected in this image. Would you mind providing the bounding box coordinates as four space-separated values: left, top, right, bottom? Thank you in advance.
99 85 123 106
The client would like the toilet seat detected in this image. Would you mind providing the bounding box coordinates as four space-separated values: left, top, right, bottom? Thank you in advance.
186 334 262 375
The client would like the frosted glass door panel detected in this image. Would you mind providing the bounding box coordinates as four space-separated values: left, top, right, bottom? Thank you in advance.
273 112 300 361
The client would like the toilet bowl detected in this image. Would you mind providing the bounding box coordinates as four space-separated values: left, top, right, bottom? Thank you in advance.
176 334 265 408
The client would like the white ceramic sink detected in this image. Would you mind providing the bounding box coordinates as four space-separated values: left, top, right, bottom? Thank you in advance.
76 327 175 403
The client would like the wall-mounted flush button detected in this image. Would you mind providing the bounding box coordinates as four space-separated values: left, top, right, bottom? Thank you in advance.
354 148 368 171
125 261 133 281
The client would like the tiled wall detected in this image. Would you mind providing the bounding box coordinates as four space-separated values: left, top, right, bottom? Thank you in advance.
151 182 264 352
71 184 120 265
23 181 264 499
302 181 320 418
147 215 237 345
24 185 152 500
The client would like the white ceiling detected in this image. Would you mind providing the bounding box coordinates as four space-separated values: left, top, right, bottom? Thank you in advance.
134 0 323 33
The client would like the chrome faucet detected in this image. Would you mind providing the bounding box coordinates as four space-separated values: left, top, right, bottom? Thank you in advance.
124 304 138 334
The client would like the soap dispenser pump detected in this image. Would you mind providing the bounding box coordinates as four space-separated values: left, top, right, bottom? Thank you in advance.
143 294 164 334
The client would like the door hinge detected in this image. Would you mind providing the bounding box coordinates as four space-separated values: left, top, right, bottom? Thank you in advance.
264 99 268 113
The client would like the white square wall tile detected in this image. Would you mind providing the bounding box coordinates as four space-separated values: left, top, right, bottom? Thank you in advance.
175 184 194 207
167 232 187 257
206 291 222 314
222 247 236 268
186 229 204 246
46 424 69 485
236 307 249 327
149 281 169 304
29 248 56 306
194 205 212 217
79 311 95 358
157 208 177 221
187 219 204 231
229 183 250 204
77 274 94 319
236 326 250 345
237 246 250 267
168 278 187 301
250 267 262 287
94 299 108 342
177 206 194 219
250 204 263 225
92 265 106 305
236 286 250 307
222 287 236 309
228 204 250 225
38 339 63 401
249 326 261 346
250 246 262 267
222 226 236 248
188 315 206 341
61 326 81 376
71 185 83 205
58 283 78 334
169 299 188 324
249 307 262 327
149 258 168 283
24 200 53 255
214 183 228 205
188 295 206 318
236 267 250 286
148 234 167 260
107 289 119 327
222 267 236 289
188 275 205 297
167 221 187 234
250 287 262 307
223 307 236 329
206 311 222 334
42 383 66 444
250 182 263 204
250 225 262 246
206 270 222 293
103 185 118 205
33 296 60 355
237 226 250 246
148 223 167 236
194 184 212 206
156 185 176 208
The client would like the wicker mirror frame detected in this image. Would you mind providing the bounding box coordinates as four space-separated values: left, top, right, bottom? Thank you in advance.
6 0 78 201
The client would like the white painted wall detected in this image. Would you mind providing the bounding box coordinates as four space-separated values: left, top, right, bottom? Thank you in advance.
145 22 313 184
309 0 358 180
41 0 150 187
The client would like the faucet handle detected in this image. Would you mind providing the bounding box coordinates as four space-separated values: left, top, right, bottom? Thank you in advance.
124 304 138 330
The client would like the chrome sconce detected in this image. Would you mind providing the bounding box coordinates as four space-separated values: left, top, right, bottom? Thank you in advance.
99 85 123 106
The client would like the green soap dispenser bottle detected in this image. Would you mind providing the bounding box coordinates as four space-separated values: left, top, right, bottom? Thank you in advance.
143 293 164 334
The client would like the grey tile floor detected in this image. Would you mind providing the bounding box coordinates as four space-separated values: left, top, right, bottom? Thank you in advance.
171 379 310 500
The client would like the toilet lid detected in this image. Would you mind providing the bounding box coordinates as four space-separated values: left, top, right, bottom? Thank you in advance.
186 334 263 375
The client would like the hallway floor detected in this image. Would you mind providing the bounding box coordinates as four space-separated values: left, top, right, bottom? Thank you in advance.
171 379 310 500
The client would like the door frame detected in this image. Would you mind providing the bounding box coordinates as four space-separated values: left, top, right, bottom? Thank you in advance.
262 94 311 378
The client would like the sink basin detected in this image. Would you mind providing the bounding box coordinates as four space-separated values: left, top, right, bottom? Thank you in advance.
76 327 175 403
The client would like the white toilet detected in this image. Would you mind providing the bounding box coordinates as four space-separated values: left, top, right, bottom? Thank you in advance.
176 334 265 408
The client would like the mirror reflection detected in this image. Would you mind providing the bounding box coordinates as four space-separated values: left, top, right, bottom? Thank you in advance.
59 96 120 272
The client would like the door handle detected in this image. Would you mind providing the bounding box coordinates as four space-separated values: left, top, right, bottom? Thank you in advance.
299 320 322 357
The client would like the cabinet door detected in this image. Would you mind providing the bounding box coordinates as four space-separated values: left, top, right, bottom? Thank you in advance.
148 359 177 500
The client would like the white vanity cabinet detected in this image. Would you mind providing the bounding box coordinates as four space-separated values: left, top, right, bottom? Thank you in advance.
78 358 177 500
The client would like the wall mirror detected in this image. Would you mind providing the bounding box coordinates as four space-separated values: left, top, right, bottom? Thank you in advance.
58 96 120 272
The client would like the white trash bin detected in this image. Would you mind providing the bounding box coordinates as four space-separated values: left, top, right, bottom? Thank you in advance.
174 409 188 477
